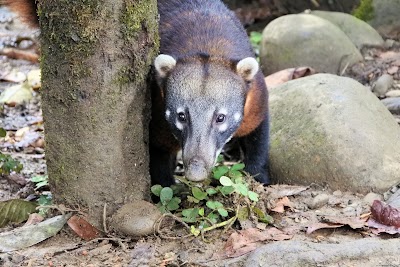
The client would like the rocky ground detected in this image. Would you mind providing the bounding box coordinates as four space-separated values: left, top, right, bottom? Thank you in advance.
1 5 400 267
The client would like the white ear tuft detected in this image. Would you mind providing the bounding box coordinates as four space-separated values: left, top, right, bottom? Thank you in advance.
236 57 259 81
154 54 177 78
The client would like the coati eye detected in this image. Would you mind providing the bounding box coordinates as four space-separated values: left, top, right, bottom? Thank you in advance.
178 112 187 122
216 114 226 123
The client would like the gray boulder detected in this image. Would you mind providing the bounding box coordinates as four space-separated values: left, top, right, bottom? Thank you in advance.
269 73 400 193
368 0 400 39
260 14 363 75
309 10 384 49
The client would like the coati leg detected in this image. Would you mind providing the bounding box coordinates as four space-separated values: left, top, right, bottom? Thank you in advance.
239 114 270 184
149 144 176 187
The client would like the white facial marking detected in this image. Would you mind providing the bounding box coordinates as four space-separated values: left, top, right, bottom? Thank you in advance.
218 123 228 132
234 112 241 122
165 109 171 119
177 107 184 114
175 120 184 130
219 107 228 115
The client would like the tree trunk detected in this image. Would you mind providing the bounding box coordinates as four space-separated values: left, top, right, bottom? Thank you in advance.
39 0 158 227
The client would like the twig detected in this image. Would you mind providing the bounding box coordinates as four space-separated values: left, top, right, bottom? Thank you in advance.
103 203 108 233
155 213 192 240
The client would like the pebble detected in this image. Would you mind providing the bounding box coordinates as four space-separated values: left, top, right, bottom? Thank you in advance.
385 90 400 98
362 192 383 206
381 97 400 115
372 74 393 96
332 190 342 196
308 193 330 209
110 200 161 236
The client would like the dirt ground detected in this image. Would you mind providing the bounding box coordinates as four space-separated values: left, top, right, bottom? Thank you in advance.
1 6 400 267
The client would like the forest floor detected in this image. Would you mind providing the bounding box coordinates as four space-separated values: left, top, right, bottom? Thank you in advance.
1 6 400 267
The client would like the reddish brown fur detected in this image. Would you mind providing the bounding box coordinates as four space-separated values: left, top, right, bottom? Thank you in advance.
2 0 38 27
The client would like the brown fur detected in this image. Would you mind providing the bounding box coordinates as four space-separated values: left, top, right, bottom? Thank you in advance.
2 0 38 27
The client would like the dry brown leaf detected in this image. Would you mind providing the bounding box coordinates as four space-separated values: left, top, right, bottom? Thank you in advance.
67 215 100 241
319 215 367 229
368 218 400 235
306 222 343 234
271 196 294 213
0 48 39 62
24 213 44 226
371 200 400 228
379 51 400 61
215 227 292 259
387 65 399 75
265 67 316 89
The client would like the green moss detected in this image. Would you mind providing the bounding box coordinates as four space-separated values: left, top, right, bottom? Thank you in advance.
120 0 157 40
115 0 159 86
39 0 104 97
352 0 375 21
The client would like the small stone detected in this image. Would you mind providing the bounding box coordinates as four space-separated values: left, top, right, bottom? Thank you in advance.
381 97 400 115
110 200 162 237
342 206 356 217
363 192 383 206
385 89 400 98
308 193 330 209
372 74 394 96
332 190 342 196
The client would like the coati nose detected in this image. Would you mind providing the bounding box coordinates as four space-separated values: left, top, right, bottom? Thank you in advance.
185 157 209 182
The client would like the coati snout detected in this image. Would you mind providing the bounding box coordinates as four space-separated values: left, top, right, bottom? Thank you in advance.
154 54 260 182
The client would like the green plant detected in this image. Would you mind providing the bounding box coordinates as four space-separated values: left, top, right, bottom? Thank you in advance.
37 193 52 216
249 31 262 57
352 0 374 21
0 154 23 175
31 175 49 190
151 160 273 238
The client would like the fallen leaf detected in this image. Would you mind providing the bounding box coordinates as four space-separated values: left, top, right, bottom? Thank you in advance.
0 48 39 62
387 65 399 75
319 215 367 229
0 82 33 106
67 215 100 241
27 69 41 90
371 200 400 228
367 218 400 235
0 70 26 83
306 222 343 234
266 185 309 199
265 67 316 89
24 213 44 226
379 51 400 61
271 196 294 213
6 173 27 186
0 214 71 252
215 227 292 259
0 199 38 228
14 130 40 148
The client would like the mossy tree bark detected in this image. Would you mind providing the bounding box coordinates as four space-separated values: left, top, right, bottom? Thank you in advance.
39 0 158 227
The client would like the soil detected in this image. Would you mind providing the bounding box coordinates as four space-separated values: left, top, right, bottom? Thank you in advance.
0 6 399 267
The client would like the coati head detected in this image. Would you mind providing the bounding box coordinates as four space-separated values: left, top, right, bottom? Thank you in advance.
154 54 259 182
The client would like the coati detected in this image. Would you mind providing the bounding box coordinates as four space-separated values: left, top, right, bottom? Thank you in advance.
3 0 270 186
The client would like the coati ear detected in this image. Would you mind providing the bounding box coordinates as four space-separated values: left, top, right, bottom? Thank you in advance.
236 57 259 82
154 54 177 78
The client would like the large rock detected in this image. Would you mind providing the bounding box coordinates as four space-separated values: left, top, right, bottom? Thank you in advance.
269 73 400 193
245 239 400 267
260 14 363 75
309 10 384 49
368 0 400 39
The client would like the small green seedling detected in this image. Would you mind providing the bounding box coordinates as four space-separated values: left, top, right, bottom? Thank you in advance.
151 185 181 213
0 153 23 175
31 175 49 190
151 159 272 238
